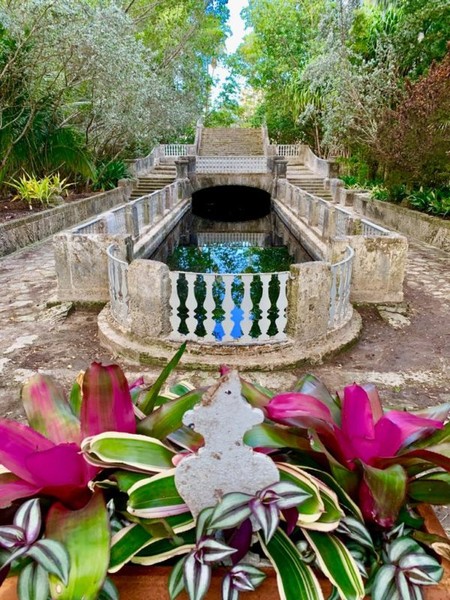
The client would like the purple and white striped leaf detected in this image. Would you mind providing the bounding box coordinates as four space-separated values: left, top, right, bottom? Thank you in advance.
183 552 211 600
14 498 41 545
0 525 25 549
27 539 70 585
209 493 252 530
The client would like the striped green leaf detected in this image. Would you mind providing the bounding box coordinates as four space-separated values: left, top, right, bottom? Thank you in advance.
46 491 109 600
399 554 443 585
260 529 324 600
109 524 166 573
409 471 450 504
304 530 365 600
301 467 363 521
137 389 204 440
132 533 196 566
81 432 175 472
243 423 310 451
127 470 189 518
302 476 344 532
98 578 119 600
109 513 195 573
139 343 186 414
18 562 49 600
277 463 324 523
183 552 211 600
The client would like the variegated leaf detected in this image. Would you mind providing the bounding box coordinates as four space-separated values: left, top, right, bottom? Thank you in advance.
277 463 324 523
208 492 252 531
13 499 41 545
304 531 365 600
18 562 49 600
183 552 211 600
81 432 175 472
27 539 70 585
259 529 324 600
127 470 189 519
169 556 186 600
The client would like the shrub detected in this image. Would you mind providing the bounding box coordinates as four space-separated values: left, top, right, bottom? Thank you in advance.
8 172 71 209
93 160 130 191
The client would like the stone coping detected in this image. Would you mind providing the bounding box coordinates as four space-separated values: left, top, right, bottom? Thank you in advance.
341 189 449 253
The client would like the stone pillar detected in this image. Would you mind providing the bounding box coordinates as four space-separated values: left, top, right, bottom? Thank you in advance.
308 197 320 227
273 156 288 179
187 155 196 177
323 206 336 240
54 233 133 303
125 204 139 238
128 259 171 339
287 262 332 341
175 157 189 180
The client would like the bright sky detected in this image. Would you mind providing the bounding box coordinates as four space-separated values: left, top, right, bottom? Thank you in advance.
210 0 249 103
226 0 248 53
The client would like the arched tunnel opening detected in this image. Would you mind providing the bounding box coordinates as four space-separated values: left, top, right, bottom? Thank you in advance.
192 185 271 222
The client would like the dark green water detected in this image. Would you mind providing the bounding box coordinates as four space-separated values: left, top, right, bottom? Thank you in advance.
167 244 294 274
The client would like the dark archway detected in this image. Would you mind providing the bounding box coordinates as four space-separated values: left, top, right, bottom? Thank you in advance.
192 186 271 222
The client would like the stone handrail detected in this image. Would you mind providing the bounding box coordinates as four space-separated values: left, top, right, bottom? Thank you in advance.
195 156 270 174
304 146 339 178
329 245 354 328
107 244 130 325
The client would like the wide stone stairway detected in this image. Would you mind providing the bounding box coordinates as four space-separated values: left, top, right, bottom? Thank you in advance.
199 127 264 156
130 163 176 200
286 165 333 200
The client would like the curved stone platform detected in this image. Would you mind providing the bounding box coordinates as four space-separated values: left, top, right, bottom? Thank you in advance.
98 305 362 371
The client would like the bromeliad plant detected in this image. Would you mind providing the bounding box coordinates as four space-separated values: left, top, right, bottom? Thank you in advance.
0 346 449 600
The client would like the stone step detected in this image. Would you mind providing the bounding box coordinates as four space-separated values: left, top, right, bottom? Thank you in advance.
199 127 264 156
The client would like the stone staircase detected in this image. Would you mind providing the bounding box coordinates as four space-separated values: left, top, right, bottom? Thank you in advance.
287 165 333 200
130 164 176 200
199 127 264 156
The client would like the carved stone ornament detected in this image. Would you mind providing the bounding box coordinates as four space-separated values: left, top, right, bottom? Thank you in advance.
174 370 280 517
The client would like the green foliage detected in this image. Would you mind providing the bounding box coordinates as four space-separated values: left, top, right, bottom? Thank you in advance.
8 173 71 210
407 188 450 217
93 161 130 191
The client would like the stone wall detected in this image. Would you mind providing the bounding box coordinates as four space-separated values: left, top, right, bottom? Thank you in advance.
352 193 450 253
0 184 132 257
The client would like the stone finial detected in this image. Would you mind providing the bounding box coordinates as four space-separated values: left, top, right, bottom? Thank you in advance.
174 371 280 517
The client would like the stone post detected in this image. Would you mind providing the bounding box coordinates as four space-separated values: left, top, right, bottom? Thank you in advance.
323 206 336 240
125 204 139 238
307 196 320 227
187 155 196 177
175 157 189 180
127 260 171 339
273 156 288 179
287 262 332 341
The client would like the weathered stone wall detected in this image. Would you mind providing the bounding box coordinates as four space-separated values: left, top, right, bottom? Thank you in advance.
352 192 450 253
0 184 132 257
54 233 133 303
330 236 408 303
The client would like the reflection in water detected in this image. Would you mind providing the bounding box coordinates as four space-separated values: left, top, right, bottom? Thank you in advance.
167 243 294 274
